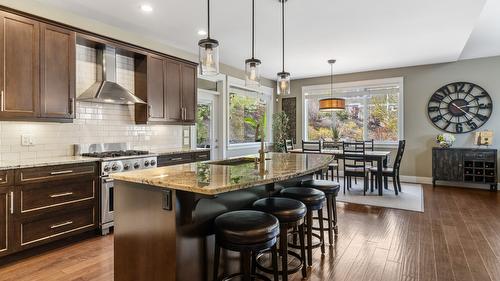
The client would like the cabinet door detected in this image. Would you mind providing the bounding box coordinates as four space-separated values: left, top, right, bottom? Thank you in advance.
40 23 75 119
433 149 463 181
181 63 197 123
0 186 12 257
0 12 40 118
147 55 167 121
165 59 182 122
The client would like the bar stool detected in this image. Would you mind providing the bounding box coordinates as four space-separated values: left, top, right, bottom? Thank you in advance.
280 187 326 267
213 210 280 281
252 197 307 280
300 179 340 245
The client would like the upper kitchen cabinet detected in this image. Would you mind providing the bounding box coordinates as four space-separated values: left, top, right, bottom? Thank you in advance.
40 23 76 119
0 12 40 119
135 56 197 125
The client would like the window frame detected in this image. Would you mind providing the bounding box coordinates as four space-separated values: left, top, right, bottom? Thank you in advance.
226 77 274 150
302 77 404 147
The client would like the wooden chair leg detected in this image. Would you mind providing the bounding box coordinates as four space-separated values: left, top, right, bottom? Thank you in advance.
336 165 340 182
271 245 279 281
213 242 220 281
306 210 313 266
332 196 338 235
251 252 257 277
280 228 288 281
298 223 307 278
326 195 334 245
343 176 346 194
384 176 388 189
242 250 251 281
393 175 398 195
397 174 402 192
370 172 374 192
318 209 325 254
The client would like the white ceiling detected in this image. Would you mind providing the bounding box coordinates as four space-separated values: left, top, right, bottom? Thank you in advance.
35 0 499 79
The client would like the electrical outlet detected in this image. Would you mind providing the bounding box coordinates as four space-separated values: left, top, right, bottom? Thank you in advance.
21 135 34 146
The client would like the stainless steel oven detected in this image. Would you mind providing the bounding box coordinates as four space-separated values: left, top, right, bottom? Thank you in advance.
101 177 114 235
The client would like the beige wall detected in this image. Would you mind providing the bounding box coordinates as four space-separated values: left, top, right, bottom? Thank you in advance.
0 0 275 88
286 56 500 179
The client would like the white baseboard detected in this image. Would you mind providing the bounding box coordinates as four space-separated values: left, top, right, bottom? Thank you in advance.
399 175 433 185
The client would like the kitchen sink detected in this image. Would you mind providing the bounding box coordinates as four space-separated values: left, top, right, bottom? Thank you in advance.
209 157 257 166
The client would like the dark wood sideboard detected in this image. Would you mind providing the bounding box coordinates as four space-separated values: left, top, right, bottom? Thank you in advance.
432 147 498 191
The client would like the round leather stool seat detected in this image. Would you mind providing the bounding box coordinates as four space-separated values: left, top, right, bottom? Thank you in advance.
215 210 280 245
300 180 340 196
280 187 325 210
253 197 306 224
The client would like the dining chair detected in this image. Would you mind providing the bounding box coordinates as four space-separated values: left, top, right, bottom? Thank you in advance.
369 140 406 195
284 139 294 153
353 139 374 184
322 141 341 182
342 141 369 195
302 140 324 178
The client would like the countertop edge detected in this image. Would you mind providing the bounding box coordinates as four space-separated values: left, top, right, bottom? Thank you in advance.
0 158 99 170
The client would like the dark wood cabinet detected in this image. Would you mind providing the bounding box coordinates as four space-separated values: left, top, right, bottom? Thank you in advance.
157 151 211 167
165 59 182 122
432 147 497 190
40 23 76 119
181 63 197 123
0 186 12 257
147 55 167 121
0 12 40 119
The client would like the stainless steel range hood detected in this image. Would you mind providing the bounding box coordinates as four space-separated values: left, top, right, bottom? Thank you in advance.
77 46 146 105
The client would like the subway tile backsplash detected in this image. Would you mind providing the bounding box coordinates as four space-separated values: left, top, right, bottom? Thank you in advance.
0 44 184 162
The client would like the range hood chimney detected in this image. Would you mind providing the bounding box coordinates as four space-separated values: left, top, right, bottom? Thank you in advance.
77 46 146 105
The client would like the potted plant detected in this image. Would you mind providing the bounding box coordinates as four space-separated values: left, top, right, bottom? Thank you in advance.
272 112 290 152
436 133 455 148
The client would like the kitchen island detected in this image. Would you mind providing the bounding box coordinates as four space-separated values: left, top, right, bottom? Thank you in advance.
111 152 333 281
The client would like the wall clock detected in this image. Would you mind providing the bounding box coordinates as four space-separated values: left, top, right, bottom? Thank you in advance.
427 82 492 134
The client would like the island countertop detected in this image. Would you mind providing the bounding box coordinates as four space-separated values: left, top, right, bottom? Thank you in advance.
111 152 333 195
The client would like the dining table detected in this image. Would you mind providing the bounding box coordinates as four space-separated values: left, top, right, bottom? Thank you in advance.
289 148 391 196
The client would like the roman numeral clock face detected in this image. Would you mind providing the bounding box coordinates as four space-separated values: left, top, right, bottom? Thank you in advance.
427 82 492 134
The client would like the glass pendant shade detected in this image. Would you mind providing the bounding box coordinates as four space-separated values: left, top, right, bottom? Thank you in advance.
198 38 219 76
319 98 345 111
245 58 261 88
276 71 291 96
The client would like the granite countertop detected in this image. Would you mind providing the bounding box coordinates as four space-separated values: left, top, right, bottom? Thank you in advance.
111 152 334 195
0 156 99 170
150 148 211 156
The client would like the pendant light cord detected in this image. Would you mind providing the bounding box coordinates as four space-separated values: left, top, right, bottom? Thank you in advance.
207 0 211 38
330 63 333 97
252 0 255 59
281 0 285 72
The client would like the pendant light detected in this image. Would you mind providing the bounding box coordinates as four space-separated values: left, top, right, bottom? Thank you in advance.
198 0 219 76
319 59 345 111
245 0 262 88
276 0 290 96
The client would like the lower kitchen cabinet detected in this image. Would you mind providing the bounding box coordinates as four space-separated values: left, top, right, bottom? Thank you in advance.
0 163 98 258
157 151 211 167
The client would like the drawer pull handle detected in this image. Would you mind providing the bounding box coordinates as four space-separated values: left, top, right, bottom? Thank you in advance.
198 155 208 158
50 221 73 229
9 191 13 214
50 170 74 175
171 157 183 161
50 192 74 198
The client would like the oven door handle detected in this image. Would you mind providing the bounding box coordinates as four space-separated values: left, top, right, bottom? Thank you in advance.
103 178 114 183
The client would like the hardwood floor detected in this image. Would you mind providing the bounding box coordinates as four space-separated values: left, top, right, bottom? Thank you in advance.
1 184 500 281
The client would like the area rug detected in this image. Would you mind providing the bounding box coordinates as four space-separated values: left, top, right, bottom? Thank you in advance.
336 179 424 212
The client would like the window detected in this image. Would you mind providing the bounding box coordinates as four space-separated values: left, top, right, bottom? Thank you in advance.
303 78 403 144
228 87 272 145
196 103 212 148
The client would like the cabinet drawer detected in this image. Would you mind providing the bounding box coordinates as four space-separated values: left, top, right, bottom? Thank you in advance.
20 177 96 213
20 205 95 247
16 163 96 184
463 151 495 161
0 170 14 187
195 151 210 161
158 153 194 167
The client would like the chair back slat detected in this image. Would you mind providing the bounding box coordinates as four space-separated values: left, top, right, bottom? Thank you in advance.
322 141 342 150
393 140 406 170
284 139 294 153
302 141 322 153
343 141 366 168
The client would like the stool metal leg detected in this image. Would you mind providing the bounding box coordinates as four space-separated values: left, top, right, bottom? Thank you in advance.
279 228 288 281
298 223 307 278
213 242 221 281
317 209 326 254
326 195 334 245
306 210 313 267
271 245 279 281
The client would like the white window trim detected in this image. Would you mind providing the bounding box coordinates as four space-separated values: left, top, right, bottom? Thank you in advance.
301 77 404 146
226 76 274 150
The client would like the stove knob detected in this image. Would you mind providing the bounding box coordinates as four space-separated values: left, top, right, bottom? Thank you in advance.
134 162 140 169
123 163 130 170
111 163 118 171
150 160 156 166
144 160 150 167
103 165 110 172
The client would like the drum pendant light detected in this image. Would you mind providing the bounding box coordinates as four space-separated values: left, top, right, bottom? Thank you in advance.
319 59 345 111
245 0 262 88
198 0 220 76
276 0 290 96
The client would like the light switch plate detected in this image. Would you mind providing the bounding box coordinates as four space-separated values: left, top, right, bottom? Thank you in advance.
21 135 34 146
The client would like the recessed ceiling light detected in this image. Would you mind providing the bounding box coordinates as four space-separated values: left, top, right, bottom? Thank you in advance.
140 4 153 13
198 30 207 36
